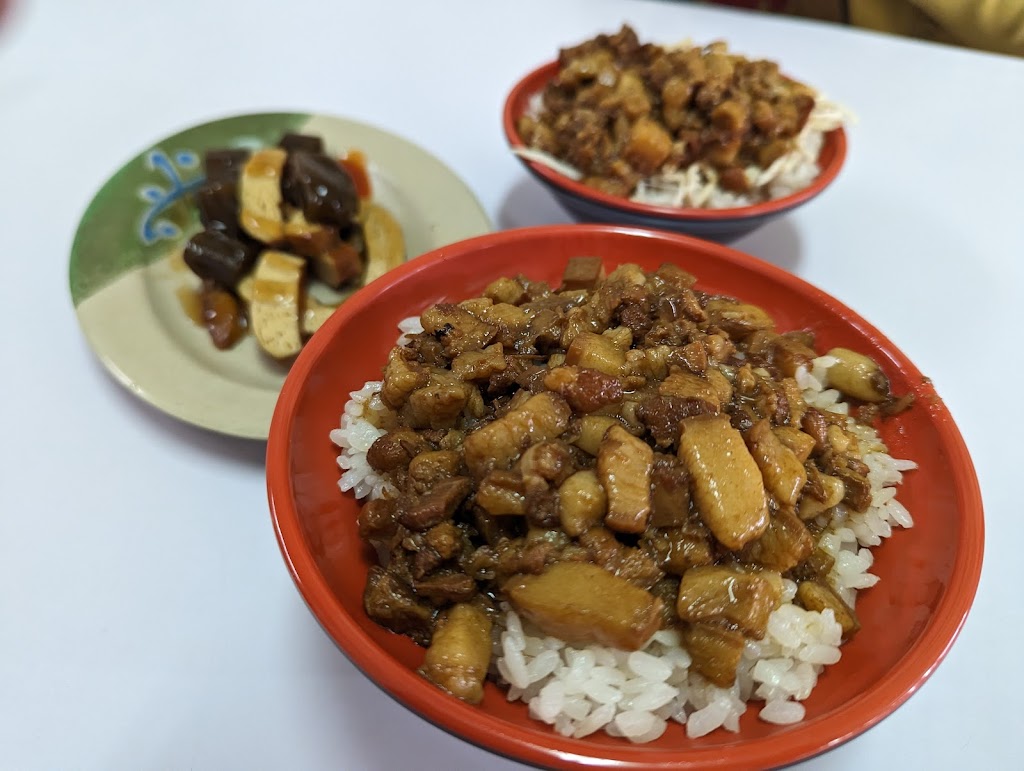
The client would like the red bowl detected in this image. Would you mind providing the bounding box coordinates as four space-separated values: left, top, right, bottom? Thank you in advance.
267 225 982 769
503 62 847 242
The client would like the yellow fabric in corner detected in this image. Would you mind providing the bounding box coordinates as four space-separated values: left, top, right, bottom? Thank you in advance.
853 0 1024 56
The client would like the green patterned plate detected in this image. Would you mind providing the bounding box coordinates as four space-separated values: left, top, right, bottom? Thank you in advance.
70 112 492 439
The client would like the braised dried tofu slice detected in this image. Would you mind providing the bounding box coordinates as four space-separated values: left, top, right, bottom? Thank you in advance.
677 414 769 550
250 250 305 358
744 419 807 507
418 603 493 704
504 562 663 651
361 201 406 285
239 148 287 244
597 424 654 534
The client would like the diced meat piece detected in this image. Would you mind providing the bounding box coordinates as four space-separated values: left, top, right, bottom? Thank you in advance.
483 277 527 305
800 408 832 454
578 527 664 589
560 256 606 291
543 365 623 413
566 332 626 376
463 392 572 477
518 441 576 490
363 566 435 646
524 487 561 529
641 523 714 575
797 471 845 519
402 375 471 430
836 465 872 512
479 303 532 348
421 303 497 356
357 498 399 543
637 395 718 448
623 116 672 175
649 453 690 527
475 470 527 516
658 371 721 408
571 415 622 457
557 469 607 536
366 428 429 473
381 348 429 410
418 603 492 704
677 414 769 551
796 580 861 640
771 335 817 378
597 424 654 534
772 426 816 463
408 450 462 492
399 477 472 531
452 344 506 381
676 566 780 638
423 521 465 562
744 419 807 507
787 548 836 584
504 562 663 650
682 623 745 688
710 99 749 136
739 506 813 573
412 571 478 605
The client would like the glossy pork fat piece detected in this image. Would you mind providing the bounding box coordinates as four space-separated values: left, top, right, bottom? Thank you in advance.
181 133 404 357
345 257 911 707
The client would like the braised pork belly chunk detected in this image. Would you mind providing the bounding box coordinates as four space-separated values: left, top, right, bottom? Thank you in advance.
350 257 911 702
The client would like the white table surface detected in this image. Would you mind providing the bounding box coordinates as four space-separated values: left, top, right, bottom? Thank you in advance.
2 0 1021 768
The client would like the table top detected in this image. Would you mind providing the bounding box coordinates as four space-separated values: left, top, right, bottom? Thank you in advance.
2 1 1021 768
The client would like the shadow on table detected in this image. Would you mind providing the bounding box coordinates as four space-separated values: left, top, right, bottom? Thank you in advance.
86 356 266 468
496 176 805 275
732 216 804 273
496 176 571 231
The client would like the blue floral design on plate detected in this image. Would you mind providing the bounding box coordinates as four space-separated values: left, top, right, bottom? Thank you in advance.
136 148 206 245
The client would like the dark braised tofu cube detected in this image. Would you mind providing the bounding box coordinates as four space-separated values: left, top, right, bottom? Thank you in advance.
560 256 606 291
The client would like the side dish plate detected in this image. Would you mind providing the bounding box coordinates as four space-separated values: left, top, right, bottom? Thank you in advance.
70 112 492 439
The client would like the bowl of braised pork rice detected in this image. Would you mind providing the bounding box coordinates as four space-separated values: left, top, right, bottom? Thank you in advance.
503 26 848 240
267 225 982 769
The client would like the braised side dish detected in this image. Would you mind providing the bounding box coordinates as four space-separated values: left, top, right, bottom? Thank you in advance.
181 133 404 357
346 258 912 712
517 25 839 204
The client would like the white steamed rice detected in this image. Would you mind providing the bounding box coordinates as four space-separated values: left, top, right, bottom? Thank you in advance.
331 346 915 742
